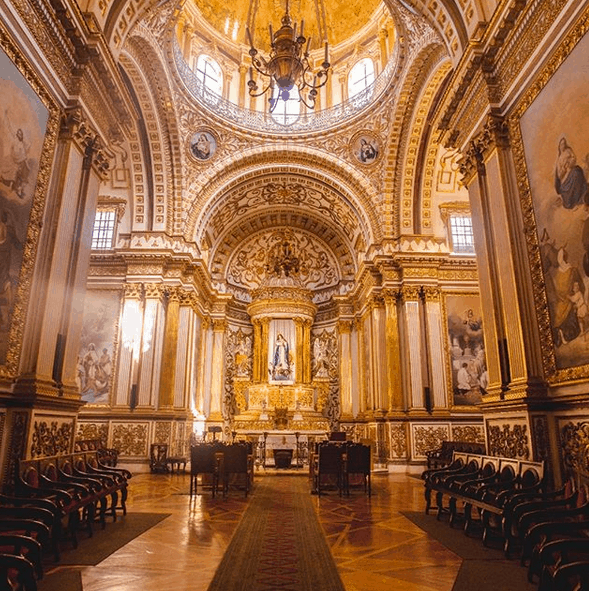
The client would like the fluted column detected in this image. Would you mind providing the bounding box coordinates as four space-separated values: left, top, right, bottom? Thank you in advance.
238 63 248 108
422 287 448 411
260 318 270 382
384 289 403 413
252 319 263 382
378 28 388 65
137 283 166 408
338 320 353 419
402 286 426 412
303 318 313 383
114 283 144 408
294 317 304 383
209 319 227 419
158 287 181 409
197 317 212 416
356 315 368 415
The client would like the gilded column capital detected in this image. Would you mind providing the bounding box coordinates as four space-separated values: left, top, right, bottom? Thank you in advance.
166 286 182 304
213 319 227 332
143 283 165 300
201 317 212 331
401 285 421 302
422 286 441 303
178 290 196 307
124 283 143 299
370 294 385 309
337 320 353 334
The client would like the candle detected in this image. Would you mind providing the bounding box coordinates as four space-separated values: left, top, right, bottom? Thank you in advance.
269 24 273 41
324 41 329 64
249 66 253 80
246 27 254 49
305 36 312 54
300 19 304 38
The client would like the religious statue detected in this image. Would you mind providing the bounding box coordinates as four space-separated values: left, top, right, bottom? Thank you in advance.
271 333 292 380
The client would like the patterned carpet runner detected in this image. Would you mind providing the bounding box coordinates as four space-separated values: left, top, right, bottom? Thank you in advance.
206 474 346 591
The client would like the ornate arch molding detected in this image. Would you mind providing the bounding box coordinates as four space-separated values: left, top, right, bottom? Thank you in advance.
404 61 453 235
387 0 475 59
120 34 184 233
186 147 381 246
381 43 450 237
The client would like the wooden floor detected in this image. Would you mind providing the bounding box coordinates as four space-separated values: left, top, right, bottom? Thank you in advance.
75 470 462 591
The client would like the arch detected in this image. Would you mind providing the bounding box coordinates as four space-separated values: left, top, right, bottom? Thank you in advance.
121 33 186 234
184 145 382 249
381 43 450 237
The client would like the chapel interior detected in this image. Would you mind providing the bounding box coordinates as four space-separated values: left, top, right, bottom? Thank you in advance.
2 0 589 587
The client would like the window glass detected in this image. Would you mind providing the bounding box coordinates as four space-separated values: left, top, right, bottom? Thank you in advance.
270 84 301 126
196 54 223 96
449 215 475 254
348 58 375 98
91 210 116 250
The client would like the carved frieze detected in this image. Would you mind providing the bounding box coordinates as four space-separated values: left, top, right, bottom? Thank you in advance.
487 423 530 459
111 423 149 456
412 425 449 458
30 419 74 458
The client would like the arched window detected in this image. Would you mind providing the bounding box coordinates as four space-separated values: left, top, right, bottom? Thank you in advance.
348 58 375 99
195 54 223 96
270 84 301 126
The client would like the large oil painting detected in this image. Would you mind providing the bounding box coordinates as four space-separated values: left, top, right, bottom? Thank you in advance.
78 290 121 404
519 31 589 370
0 47 49 365
446 293 487 406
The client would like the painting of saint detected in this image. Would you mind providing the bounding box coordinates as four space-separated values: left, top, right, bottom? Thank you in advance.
0 48 49 364
272 333 291 380
446 294 486 406
190 130 216 161
519 31 589 370
79 290 121 404
352 133 380 165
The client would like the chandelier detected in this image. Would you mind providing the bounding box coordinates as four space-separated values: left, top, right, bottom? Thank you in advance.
246 1 330 111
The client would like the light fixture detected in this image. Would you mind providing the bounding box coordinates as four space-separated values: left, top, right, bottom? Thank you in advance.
246 0 330 111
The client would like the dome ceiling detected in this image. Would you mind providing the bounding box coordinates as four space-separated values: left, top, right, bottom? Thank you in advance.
190 0 384 49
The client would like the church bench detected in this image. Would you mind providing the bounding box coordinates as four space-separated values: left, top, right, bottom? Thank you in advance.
74 439 119 467
424 441 486 471
423 452 545 554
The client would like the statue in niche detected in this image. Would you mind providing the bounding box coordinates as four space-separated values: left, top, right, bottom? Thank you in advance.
271 333 292 380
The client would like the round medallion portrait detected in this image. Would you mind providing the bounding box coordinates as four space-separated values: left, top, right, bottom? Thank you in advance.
351 133 380 165
189 130 217 161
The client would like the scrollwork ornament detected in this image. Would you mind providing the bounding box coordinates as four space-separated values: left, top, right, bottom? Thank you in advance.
560 421 589 475
413 425 448 457
487 423 530 459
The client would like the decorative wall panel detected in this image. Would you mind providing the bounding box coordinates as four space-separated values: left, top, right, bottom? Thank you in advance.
30 417 75 457
76 422 109 447
486 419 530 459
111 422 149 456
411 423 450 458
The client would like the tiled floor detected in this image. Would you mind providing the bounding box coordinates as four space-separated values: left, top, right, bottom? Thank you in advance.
64 470 462 591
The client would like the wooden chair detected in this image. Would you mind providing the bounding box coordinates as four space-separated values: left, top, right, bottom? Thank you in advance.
314 443 345 496
0 552 38 591
190 444 222 497
220 444 252 498
343 443 371 496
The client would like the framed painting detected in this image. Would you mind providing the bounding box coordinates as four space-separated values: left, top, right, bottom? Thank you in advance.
444 293 487 407
78 289 122 405
514 16 589 378
0 28 58 374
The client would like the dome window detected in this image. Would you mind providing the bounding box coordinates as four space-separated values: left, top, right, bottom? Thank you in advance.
195 54 223 97
348 58 375 99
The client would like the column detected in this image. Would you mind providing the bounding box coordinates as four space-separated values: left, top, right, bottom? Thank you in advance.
338 320 353 419
196 317 212 416
158 287 181 409
114 283 144 408
402 286 426 413
252 319 263 382
303 318 313 383
238 63 248 108
260 318 270 382
370 296 387 414
209 319 226 419
294 317 304 383
356 315 368 416
378 28 388 66
17 108 107 398
173 292 196 409
422 286 448 412
384 289 403 412
137 284 166 409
